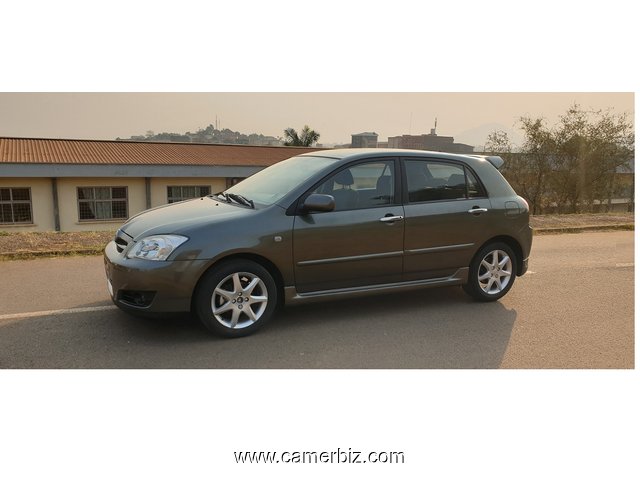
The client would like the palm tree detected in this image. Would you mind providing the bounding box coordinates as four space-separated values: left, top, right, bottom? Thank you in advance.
283 125 320 146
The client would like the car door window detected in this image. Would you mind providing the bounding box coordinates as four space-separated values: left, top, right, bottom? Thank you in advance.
465 168 486 198
313 160 395 211
405 160 483 202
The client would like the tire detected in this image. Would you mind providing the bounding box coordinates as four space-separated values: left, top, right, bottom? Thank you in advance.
194 260 278 337
463 242 517 302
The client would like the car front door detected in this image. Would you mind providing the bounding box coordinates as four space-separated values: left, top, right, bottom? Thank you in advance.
401 158 492 281
292 158 405 293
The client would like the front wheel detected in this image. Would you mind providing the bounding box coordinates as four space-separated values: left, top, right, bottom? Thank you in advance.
194 260 278 337
463 243 516 302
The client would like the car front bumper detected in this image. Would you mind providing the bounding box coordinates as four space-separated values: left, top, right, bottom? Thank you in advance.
104 240 210 314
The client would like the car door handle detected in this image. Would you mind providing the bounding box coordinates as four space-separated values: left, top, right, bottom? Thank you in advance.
467 207 488 214
379 215 404 223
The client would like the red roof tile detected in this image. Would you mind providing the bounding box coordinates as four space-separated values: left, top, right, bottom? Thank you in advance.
0 137 326 167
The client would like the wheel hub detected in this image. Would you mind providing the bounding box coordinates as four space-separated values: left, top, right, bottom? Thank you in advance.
478 249 513 295
210 272 269 329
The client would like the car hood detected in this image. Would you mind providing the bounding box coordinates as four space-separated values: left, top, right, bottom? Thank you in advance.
120 197 254 239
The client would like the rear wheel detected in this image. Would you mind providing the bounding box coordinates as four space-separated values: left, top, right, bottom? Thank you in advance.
463 242 516 302
194 260 277 337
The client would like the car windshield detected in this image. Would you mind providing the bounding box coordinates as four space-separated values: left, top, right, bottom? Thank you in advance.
224 155 338 207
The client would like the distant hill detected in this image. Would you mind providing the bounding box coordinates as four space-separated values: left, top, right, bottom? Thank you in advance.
454 123 524 151
117 124 282 146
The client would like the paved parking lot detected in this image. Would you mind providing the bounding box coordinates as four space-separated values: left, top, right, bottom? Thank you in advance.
0 231 633 368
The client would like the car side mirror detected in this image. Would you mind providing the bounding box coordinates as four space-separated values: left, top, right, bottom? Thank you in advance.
302 194 335 213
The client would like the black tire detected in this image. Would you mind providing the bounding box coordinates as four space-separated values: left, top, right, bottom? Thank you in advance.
194 260 278 337
463 242 517 302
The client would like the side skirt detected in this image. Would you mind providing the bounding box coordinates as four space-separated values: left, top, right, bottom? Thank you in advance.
284 268 469 305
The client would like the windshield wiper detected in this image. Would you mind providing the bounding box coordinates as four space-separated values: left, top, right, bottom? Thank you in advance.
227 193 255 209
211 191 254 209
212 192 229 202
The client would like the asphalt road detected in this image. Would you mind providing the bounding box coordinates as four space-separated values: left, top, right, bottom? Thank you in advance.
0 231 634 368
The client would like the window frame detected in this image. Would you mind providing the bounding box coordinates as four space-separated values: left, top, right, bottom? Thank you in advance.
294 157 402 214
77 186 129 222
226 177 246 189
400 158 488 205
0 187 33 225
464 165 488 199
166 185 212 204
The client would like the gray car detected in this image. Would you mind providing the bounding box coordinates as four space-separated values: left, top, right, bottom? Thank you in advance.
104 149 532 337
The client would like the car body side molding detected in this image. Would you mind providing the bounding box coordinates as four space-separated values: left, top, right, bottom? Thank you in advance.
284 267 469 305
405 243 474 255
296 250 404 267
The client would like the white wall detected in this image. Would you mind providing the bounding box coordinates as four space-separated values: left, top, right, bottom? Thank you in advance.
150 177 226 207
1 176 231 232
57 177 146 232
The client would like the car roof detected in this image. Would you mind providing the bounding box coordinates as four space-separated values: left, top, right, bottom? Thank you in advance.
299 148 480 163
299 148 506 170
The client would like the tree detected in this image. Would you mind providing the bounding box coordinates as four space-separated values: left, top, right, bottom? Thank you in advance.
484 130 512 155
486 104 634 214
283 125 320 146
550 105 634 212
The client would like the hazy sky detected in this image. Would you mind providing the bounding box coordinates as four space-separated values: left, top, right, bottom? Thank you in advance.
0 93 633 148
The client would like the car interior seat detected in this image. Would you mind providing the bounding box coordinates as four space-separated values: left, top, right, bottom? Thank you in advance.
445 173 466 199
331 169 358 210
406 162 436 202
372 175 393 205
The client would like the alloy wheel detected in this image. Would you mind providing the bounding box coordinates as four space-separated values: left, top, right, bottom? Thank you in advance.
477 249 513 295
211 272 268 329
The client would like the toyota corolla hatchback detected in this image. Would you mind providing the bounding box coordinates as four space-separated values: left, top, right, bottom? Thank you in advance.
104 149 532 337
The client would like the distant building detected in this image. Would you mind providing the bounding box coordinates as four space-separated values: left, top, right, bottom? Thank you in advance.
388 125 473 154
0 137 325 232
351 132 379 148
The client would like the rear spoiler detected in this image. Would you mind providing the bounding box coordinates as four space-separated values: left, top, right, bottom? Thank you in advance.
468 155 504 170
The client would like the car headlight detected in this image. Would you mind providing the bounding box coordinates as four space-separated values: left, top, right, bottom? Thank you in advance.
126 235 188 261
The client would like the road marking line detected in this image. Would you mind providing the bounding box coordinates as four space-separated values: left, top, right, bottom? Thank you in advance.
0 305 117 321
615 263 634 267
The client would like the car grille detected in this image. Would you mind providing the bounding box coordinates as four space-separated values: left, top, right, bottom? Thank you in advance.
114 229 133 253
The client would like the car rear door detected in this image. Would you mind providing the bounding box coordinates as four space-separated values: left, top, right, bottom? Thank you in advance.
401 158 491 281
292 158 405 293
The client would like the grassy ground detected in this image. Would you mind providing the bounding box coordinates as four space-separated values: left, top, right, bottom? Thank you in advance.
0 230 114 259
0 212 634 260
529 212 634 230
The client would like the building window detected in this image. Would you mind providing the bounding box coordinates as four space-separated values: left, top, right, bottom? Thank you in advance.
77 187 128 221
167 185 211 203
226 178 245 188
0 187 33 224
